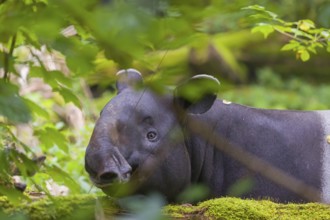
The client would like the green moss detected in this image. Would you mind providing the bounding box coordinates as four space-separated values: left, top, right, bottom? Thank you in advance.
26 195 94 220
0 196 19 216
163 204 198 218
164 197 330 220
0 194 119 220
199 198 276 219
1 195 330 219
272 203 330 220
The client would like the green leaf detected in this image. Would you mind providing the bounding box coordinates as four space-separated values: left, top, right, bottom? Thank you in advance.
8 149 39 177
48 70 72 88
298 50 310 62
313 42 324 48
248 14 273 21
23 98 50 119
327 44 330 53
307 47 317 54
29 66 58 89
20 27 42 49
242 5 266 11
227 178 255 197
44 165 81 194
0 149 11 175
242 5 277 19
29 66 44 78
54 87 81 107
281 41 300 51
264 10 278 19
0 80 31 123
273 25 292 33
251 24 274 38
35 127 68 153
0 185 29 205
321 30 330 38
52 36 98 75
177 184 209 203
29 67 72 89
298 19 315 31
290 28 314 40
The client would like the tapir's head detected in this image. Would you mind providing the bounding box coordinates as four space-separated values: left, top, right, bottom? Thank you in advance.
85 69 219 201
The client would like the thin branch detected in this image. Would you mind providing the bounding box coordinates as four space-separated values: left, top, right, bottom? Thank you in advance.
3 34 17 81
274 26 328 47
273 27 305 43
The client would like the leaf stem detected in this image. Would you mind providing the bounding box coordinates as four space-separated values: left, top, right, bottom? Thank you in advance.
3 34 17 81
273 27 304 43
274 26 328 47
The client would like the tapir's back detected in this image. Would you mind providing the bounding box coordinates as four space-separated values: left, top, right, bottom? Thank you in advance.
192 99 330 202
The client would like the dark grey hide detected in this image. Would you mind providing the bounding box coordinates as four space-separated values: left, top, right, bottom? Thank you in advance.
85 69 330 203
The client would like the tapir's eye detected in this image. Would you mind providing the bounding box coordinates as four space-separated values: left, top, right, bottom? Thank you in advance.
146 131 158 141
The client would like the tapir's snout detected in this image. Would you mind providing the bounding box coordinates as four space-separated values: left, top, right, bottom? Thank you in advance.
85 147 132 187
97 167 131 184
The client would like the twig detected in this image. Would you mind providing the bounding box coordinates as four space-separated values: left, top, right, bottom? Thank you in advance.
274 26 328 47
3 34 17 81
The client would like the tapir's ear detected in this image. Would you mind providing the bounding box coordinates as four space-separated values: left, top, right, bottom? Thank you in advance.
116 69 143 93
174 75 220 114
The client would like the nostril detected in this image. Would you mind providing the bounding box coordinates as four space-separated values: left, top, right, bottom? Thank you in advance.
98 171 118 182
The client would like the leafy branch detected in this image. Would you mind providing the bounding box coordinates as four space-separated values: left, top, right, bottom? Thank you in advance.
243 5 330 61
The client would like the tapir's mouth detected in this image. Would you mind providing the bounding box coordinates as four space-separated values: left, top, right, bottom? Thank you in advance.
89 176 110 188
91 179 113 188
90 174 139 198
90 172 131 189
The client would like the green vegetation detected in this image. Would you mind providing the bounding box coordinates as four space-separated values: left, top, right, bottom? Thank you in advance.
244 5 330 61
0 0 330 219
165 197 330 219
222 67 330 110
0 195 116 220
1 196 330 219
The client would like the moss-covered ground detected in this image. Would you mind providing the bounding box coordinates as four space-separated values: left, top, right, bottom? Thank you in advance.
0 194 117 220
1 195 330 219
165 197 330 219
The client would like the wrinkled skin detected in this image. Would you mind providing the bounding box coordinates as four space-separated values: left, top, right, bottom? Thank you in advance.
85 72 191 200
86 69 330 203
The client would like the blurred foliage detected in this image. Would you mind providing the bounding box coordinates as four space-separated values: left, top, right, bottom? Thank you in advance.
222 67 330 110
0 0 329 218
244 5 330 61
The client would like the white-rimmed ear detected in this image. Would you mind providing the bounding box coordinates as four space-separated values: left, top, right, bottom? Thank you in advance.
174 74 220 114
116 69 143 93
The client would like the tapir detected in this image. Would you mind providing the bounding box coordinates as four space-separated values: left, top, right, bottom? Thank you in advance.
85 69 330 203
